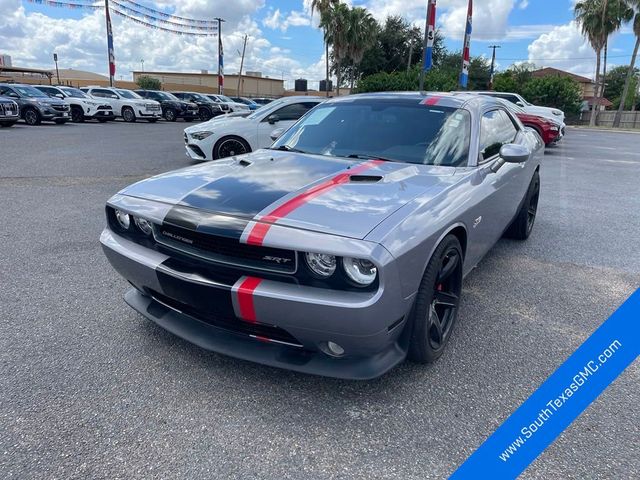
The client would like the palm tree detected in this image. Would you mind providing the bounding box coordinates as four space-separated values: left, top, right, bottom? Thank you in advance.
321 2 350 96
345 7 377 91
614 1 640 127
575 0 608 126
575 0 632 126
311 0 338 97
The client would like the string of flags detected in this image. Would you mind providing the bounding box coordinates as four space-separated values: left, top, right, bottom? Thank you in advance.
25 0 218 36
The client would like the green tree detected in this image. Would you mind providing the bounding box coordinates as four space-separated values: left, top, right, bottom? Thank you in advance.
492 63 537 95
614 1 640 126
606 64 639 108
321 2 351 96
575 0 633 125
521 76 583 115
135 75 161 90
311 0 339 97
344 7 377 90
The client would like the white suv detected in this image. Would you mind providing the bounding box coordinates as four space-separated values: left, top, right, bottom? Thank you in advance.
34 85 114 123
81 86 162 122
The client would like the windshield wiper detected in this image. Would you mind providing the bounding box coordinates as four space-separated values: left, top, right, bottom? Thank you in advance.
268 145 308 154
345 153 396 163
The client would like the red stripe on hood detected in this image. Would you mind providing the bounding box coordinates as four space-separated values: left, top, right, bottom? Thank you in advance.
236 276 262 322
246 159 384 245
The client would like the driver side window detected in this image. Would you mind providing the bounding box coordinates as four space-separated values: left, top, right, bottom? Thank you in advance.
267 102 316 122
480 110 518 161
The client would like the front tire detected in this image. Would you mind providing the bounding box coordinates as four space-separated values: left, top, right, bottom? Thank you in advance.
408 234 463 364
122 107 136 123
213 136 251 159
504 170 540 240
23 108 41 126
71 106 84 123
164 108 177 122
199 107 212 121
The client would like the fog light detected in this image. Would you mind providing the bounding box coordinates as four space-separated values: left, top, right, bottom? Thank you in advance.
114 209 130 229
320 341 345 357
134 217 153 236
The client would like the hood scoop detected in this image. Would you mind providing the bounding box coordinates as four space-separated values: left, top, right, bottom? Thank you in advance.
349 174 383 183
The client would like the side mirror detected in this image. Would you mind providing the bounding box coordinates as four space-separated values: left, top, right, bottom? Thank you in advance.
267 114 279 124
500 144 530 163
270 127 285 141
516 101 525 107
54 93 64 99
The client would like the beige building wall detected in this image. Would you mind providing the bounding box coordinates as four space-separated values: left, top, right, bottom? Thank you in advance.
132 71 284 97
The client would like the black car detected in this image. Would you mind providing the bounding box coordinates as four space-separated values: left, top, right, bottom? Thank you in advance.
171 91 224 121
135 90 200 122
0 96 20 127
0 83 70 125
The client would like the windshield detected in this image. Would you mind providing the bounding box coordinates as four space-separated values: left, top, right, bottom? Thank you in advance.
272 100 471 167
218 95 234 103
191 93 211 102
60 87 88 98
14 85 48 98
156 91 179 101
116 89 142 99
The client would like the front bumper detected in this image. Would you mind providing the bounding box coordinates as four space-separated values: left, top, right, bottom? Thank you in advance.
39 108 70 120
183 133 213 160
100 228 411 379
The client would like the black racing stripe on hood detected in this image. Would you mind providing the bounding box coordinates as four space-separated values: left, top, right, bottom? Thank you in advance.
162 205 250 239
176 154 352 218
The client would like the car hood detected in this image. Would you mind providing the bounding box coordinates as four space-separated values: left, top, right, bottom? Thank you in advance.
525 105 563 121
34 96 66 105
184 115 251 132
119 150 457 239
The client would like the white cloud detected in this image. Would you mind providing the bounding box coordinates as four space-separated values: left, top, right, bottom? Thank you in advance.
527 21 596 79
262 8 311 32
0 0 326 87
519 0 529 9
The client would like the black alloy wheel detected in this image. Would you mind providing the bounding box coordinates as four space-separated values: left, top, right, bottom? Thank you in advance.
214 137 250 159
71 106 84 123
504 170 540 240
23 108 41 126
408 234 463 363
199 107 212 121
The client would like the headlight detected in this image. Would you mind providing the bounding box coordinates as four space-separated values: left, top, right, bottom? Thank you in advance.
114 210 131 229
191 131 214 140
305 252 337 277
552 109 562 116
342 257 377 286
134 217 153 235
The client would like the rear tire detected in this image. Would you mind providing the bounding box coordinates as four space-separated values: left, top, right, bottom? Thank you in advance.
122 107 136 123
504 170 540 240
408 234 463 364
23 108 41 126
71 106 84 123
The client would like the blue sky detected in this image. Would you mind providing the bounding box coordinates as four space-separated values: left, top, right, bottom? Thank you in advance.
2 0 638 87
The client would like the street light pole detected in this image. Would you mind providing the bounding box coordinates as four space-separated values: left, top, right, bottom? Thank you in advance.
53 53 60 84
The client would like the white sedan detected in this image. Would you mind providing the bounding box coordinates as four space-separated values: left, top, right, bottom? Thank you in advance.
184 96 323 160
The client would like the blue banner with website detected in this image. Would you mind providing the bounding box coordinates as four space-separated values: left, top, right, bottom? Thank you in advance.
450 289 640 479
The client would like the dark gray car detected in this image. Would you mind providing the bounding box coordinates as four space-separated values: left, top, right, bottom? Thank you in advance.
0 96 20 127
0 83 70 125
100 92 543 379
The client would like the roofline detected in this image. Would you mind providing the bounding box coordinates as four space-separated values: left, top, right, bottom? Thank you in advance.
132 70 283 82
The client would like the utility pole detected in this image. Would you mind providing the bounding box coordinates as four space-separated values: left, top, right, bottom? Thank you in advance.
236 34 247 96
215 17 225 95
488 44 500 89
53 53 60 84
407 43 414 73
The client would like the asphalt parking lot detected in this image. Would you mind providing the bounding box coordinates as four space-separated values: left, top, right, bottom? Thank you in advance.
1 120 638 479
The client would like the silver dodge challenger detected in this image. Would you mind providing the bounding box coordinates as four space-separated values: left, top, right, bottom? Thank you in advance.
101 92 543 380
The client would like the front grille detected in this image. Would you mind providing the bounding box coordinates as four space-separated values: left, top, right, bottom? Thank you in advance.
0 102 18 117
97 105 112 110
52 104 69 112
183 133 188 144
155 223 297 274
146 104 161 112
148 289 303 347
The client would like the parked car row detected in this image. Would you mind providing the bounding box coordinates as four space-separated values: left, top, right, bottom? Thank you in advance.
0 83 272 127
